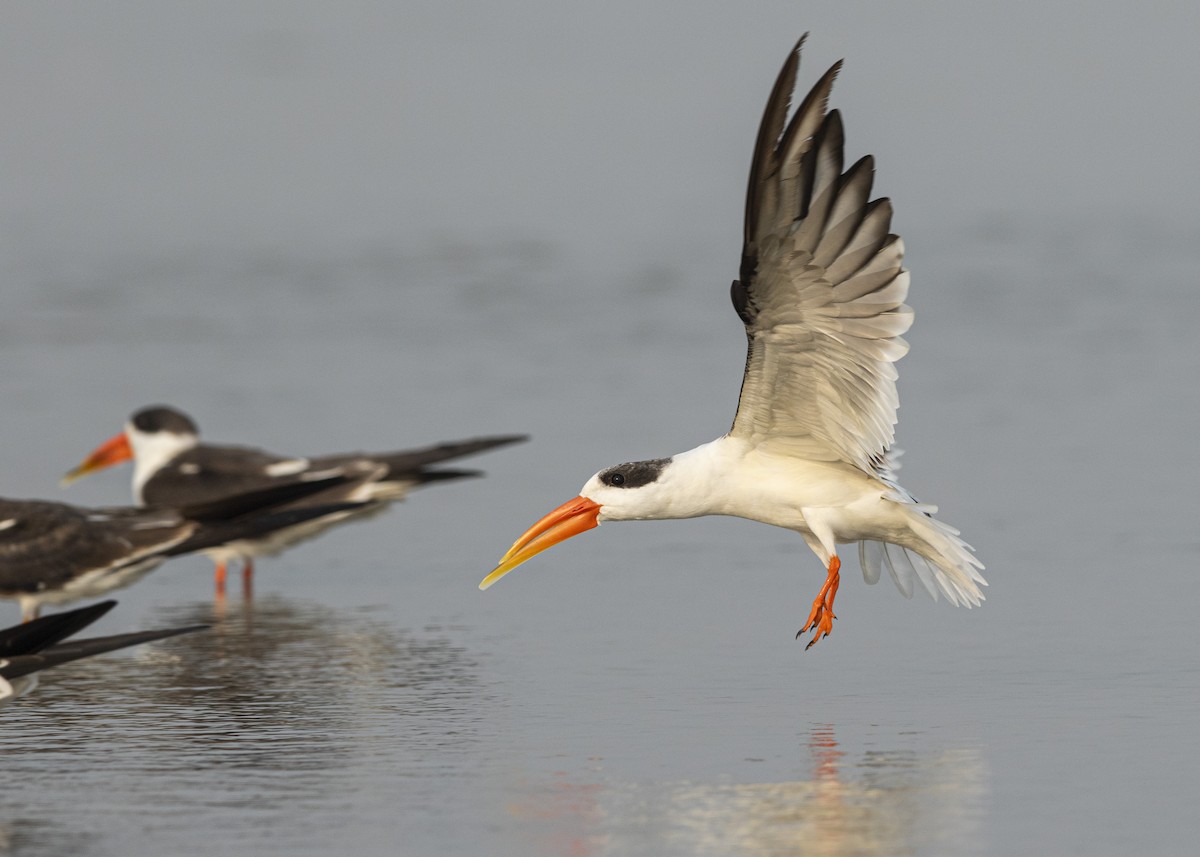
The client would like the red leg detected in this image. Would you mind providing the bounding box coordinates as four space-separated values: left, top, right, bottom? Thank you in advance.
798 555 841 649
214 560 228 596
241 557 254 598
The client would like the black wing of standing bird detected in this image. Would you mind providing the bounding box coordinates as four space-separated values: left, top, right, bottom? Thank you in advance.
0 599 206 704
0 473 369 620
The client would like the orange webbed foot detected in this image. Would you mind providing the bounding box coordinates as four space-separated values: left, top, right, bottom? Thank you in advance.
802 608 835 650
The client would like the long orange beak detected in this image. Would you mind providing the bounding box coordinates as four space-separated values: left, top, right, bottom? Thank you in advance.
61 432 133 486
479 496 602 590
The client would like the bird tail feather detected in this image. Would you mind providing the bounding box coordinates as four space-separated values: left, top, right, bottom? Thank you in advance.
858 491 986 608
859 525 986 609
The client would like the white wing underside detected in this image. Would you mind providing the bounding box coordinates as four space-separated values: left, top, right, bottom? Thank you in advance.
730 39 912 476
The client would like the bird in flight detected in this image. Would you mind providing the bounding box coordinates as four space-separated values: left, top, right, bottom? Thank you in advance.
479 35 985 648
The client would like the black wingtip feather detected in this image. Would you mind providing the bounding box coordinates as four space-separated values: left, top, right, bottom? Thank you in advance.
0 600 117 657
774 59 843 174
744 37 804 247
797 109 845 222
370 434 528 480
415 468 485 484
0 623 208 681
743 38 846 274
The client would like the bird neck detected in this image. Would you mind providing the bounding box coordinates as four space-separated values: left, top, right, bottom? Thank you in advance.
131 433 197 503
652 437 749 520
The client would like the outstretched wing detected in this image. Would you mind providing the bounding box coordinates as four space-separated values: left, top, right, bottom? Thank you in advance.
730 36 913 476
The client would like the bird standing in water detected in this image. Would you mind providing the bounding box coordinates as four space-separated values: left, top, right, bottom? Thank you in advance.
64 405 527 594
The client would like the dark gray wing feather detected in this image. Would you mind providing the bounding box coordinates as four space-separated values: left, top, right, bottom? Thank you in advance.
729 38 912 475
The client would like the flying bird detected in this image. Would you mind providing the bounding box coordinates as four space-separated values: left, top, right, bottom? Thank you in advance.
0 600 205 704
1 475 369 621
64 405 527 592
479 35 985 647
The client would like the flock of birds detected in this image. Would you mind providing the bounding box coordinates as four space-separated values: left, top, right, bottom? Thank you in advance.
1 35 984 705
1 404 525 704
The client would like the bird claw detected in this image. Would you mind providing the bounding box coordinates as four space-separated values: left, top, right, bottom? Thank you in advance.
803 625 831 651
797 556 841 650
797 603 835 649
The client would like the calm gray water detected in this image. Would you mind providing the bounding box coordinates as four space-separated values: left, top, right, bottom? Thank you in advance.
2 4 1198 856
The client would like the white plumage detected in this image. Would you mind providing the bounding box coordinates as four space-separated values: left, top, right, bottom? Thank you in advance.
481 35 985 647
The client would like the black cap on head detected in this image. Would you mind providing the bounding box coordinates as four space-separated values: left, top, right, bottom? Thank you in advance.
131 405 199 435
597 458 671 489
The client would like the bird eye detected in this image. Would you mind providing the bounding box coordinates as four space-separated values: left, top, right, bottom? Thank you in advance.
608 472 625 486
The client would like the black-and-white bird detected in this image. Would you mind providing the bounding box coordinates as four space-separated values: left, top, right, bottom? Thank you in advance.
1 475 369 620
0 600 205 704
479 35 985 648
64 405 527 591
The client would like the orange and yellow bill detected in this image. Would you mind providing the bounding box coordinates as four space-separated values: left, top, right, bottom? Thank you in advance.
61 432 133 486
479 496 601 590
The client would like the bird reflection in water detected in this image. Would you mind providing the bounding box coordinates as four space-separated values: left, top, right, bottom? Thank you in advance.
508 724 988 856
156 596 487 740
0 595 494 853
3 594 489 765
0 818 93 857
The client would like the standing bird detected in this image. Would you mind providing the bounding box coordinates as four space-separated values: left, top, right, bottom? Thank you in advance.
1 475 368 620
0 600 205 704
64 405 527 592
479 35 985 647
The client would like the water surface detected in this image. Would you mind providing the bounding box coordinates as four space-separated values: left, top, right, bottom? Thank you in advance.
2 5 1198 856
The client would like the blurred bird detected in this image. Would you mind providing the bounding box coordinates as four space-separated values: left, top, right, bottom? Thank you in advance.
2 474 369 620
0 600 205 704
479 35 985 648
64 405 527 592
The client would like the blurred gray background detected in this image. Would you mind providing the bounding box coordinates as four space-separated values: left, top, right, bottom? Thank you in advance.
1 3 1198 856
